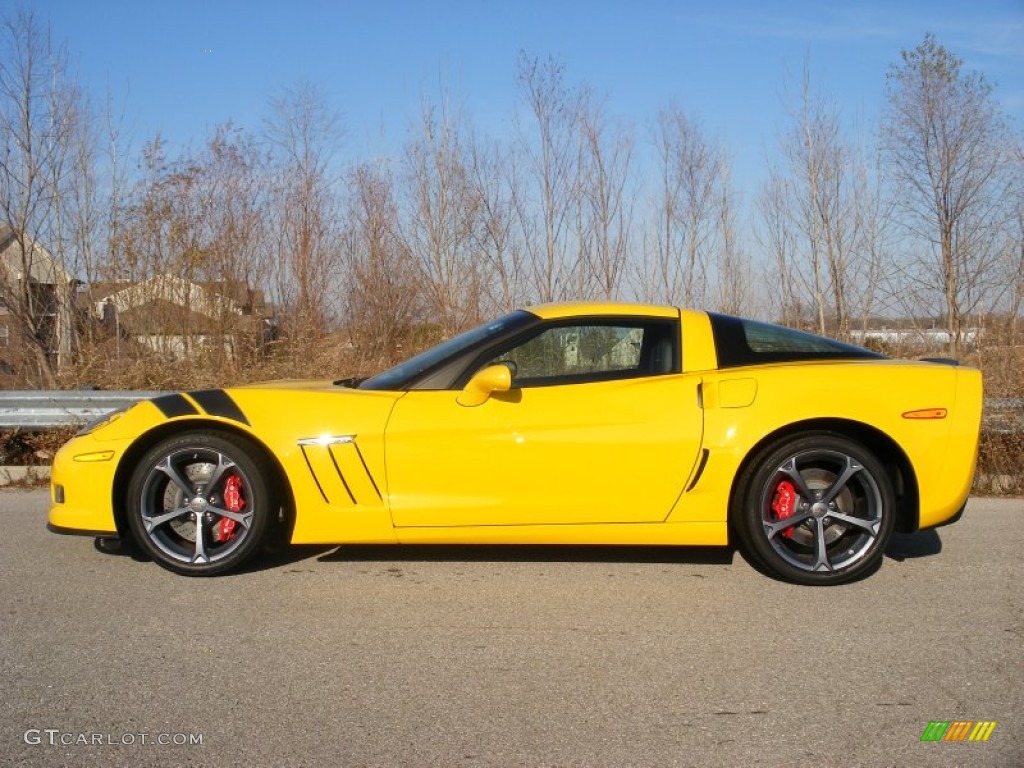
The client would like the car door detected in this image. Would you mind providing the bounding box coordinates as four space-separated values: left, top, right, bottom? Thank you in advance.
383 318 704 527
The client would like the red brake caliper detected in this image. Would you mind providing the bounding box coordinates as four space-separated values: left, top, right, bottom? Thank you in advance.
771 480 797 538
215 474 245 542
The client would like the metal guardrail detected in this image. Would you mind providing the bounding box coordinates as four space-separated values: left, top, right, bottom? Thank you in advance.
0 390 1020 431
984 398 1024 434
0 391 165 428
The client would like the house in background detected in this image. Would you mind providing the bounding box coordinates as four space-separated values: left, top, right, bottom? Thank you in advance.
83 273 274 362
0 228 76 387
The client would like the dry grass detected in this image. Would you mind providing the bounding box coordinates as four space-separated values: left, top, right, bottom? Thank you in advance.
975 431 1024 495
57 333 402 392
0 426 76 466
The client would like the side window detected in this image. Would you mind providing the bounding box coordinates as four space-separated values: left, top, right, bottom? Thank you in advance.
486 320 677 387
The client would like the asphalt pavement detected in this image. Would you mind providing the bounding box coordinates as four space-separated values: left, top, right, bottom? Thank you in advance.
1 490 1021 767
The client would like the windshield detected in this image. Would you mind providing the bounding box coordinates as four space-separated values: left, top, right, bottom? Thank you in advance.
359 311 537 390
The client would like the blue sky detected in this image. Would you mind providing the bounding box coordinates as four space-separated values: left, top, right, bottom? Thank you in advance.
18 0 1024 192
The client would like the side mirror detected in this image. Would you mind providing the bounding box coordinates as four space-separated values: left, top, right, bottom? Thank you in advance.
457 364 512 407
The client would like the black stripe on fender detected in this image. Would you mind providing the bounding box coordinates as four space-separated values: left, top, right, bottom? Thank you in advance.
188 389 251 426
151 393 199 419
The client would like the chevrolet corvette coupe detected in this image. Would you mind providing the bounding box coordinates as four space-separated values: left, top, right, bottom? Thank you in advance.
48 302 983 585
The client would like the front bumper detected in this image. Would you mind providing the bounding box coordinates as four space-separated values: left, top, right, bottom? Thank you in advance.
48 434 122 535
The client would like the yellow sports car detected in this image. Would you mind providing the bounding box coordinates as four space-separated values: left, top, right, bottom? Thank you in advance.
48 302 983 585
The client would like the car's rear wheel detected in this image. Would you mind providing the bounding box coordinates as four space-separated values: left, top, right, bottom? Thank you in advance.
126 431 275 576
734 433 895 585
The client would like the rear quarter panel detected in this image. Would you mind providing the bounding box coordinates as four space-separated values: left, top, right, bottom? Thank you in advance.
672 359 982 530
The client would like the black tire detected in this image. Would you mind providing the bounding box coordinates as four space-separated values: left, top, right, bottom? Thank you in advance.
733 432 895 586
126 430 276 576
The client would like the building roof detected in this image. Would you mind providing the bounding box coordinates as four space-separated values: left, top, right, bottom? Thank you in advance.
83 274 266 316
0 228 73 285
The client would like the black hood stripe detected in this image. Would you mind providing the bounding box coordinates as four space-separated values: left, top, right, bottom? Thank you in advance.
188 389 250 426
152 393 199 419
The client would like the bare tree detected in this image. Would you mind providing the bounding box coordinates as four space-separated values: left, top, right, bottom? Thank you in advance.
645 105 725 306
109 137 173 282
576 93 634 299
107 126 271 372
757 59 892 338
342 162 421 367
111 137 214 360
468 132 526 313
848 148 892 333
756 174 806 325
195 124 271 363
883 34 1016 355
400 96 482 338
60 89 106 352
975 143 1024 392
761 62 855 335
0 8 84 386
264 83 343 343
50 83 141 387
714 166 752 315
516 53 581 302
1011 144 1024 338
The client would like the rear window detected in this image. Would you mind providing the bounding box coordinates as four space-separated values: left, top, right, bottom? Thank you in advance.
708 313 885 369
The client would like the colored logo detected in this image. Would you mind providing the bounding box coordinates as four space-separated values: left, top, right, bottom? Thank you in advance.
920 721 996 742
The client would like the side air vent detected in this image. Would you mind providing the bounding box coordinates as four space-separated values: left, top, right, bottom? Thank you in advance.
298 437 383 508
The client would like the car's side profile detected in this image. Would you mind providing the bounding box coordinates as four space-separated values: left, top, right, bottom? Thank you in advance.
48 302 983 585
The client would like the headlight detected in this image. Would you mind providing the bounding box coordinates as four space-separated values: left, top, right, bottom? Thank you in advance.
76 407 128 436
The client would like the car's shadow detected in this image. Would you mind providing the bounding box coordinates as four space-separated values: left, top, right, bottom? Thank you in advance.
318 543 736 566
885 529 943 561
95 539 733 575
92 536 337 574
732 528 945 585
93 529 941 575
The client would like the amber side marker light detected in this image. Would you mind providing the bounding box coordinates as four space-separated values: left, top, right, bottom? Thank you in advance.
73 450 115 462
902 408 948 420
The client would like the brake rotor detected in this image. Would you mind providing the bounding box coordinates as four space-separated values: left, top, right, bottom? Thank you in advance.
163 460 215 542
779 468 853 548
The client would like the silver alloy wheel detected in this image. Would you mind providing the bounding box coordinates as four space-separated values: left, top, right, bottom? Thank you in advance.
758 448 884 574
138 447 256 566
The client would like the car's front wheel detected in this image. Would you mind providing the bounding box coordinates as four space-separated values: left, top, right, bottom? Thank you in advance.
734 433 895 585
126 431 276 576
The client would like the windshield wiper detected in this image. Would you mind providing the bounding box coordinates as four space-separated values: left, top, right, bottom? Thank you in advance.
333 376 365 388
